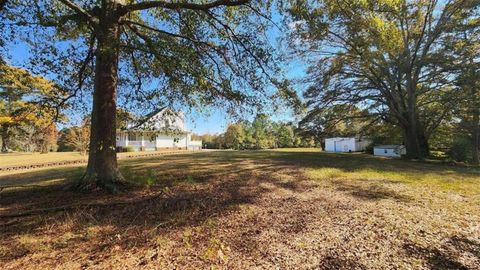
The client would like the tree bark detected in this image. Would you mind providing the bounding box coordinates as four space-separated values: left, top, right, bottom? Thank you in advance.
471 97 480 165
401 70 429 159
402 120 429 160
1 126 8 153
74 3 125 192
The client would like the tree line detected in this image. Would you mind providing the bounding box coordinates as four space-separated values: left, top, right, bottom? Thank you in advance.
193 114 317 150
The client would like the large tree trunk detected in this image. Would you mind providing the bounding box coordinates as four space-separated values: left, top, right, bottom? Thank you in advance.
403 123 429 160
471 99 480 165
1 126 8 153
74 5 125 192
402 71 429 159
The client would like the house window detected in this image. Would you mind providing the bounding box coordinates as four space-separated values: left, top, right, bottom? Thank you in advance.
128 133 137 141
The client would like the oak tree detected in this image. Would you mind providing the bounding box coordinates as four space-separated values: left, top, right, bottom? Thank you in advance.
287 0 479 159
3 0 277 191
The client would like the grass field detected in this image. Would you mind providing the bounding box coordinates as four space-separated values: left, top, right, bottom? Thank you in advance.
0 150 479 269
0 149 196 169
0 152 88 167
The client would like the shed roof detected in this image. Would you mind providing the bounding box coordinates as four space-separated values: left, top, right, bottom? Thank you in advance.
374 145 404 149
325 137 356 140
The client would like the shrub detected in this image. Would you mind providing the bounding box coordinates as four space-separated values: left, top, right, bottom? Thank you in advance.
364 143 374 154
124 146 135 152
447 137 472 163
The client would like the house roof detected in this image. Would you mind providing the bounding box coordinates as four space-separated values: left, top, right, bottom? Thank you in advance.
123 107 188 133
128 106 167 130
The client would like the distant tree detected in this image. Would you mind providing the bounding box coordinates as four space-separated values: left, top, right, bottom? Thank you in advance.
250 114 274 149
57 128 75 152
189 133 226 149
63 119 91 155
219 115 319 150
34 124 58 153
213 134 226 149
0 61 65 152
272 122 295 148
223 123 246 150
196 133 219 149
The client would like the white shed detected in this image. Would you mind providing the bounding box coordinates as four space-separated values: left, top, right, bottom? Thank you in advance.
373 145 406 157
324 137 370 153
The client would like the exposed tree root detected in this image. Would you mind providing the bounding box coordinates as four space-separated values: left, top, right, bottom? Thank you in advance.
70 170 128 194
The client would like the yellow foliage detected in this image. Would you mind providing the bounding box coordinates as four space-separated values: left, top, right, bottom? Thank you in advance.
0 116 14 124
1 62 61 131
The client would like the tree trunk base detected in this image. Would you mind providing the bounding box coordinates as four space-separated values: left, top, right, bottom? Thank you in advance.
71 170 128 194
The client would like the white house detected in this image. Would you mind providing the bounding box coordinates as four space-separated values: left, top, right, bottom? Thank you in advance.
324 137 370 153
116 107 202 152
373 145 406 157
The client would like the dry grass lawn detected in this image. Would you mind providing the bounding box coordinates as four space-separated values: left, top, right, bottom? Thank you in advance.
0 150 479 269
0 152 88 167
0 150 193 169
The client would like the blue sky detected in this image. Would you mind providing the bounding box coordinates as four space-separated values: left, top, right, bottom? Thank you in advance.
7 42 306 134
5 7 307 135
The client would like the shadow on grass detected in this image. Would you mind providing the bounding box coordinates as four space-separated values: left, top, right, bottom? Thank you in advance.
403 237 480 270
0 150 478 265
449 236 480 260
0 152 312 263
315 255 367 270
334 181 412 202
267 150 479 177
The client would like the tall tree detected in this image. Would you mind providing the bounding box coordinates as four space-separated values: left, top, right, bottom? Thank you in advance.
63 119 91 155
223 123 245 149
250 113 273 149
5 0 277 191
443 7 480 164
0 61 64 152
287 0 479 159
272 122 295 148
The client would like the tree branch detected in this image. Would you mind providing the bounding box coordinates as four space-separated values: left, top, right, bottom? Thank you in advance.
124 0 249 13
56 0 97 25
0 0 7 11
